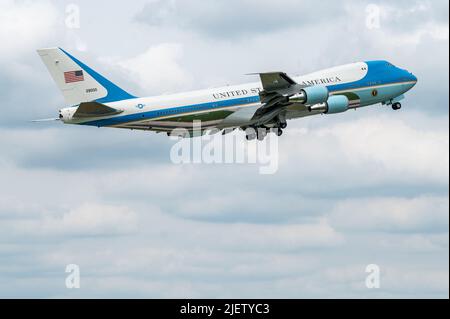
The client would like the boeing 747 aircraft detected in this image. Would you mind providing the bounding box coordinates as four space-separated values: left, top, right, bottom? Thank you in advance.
37 48 417 140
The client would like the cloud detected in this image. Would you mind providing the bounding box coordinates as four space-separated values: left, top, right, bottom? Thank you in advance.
0 0 448 299
109 43 193 95
376 233 449 253
319 263 449 298
328 196 449 233
0 0 58 59
0 203 138 240
343 0 449 41
131 0 449 114
0 0 62 127
214 220 344 251
136 0 345 38
279 112 449 189
0 126 171 170
41 203 139 236
0 111 447 227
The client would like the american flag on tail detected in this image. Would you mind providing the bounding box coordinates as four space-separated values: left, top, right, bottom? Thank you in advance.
64 70 84 83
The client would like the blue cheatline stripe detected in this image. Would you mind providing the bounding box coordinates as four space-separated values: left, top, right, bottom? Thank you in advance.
60 48 137 103
81 95 262 127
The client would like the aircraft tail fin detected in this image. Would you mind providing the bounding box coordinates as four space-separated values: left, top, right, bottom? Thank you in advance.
37 47 136 106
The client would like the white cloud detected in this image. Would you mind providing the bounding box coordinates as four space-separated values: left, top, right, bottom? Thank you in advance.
279 114 449 187
381 267 449 296
217 220 344 250
384 1 450 41
1 203 138 238
320 263 449 298
136 0 345 37
113 43 193 95
44 203 138 236
328 196 449 232
0 0 58 59
376 233 449 252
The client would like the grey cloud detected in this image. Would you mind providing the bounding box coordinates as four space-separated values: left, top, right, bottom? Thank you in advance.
0 110 447 226
136 0 346 38
135 0 447 40
132 1 450 114
0 127 171 170
328 196 449 233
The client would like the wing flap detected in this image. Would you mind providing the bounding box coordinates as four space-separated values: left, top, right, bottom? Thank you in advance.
249 71 309 126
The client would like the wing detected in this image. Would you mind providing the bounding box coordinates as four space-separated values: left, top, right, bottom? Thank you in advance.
251 72 308 126
250 72 329 127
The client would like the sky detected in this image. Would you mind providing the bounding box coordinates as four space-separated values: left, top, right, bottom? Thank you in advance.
0 0 448 298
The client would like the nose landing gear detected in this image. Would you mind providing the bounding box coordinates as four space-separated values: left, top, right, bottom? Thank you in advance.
392 102 402 110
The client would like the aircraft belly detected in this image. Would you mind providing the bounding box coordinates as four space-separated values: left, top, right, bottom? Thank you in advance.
111 109 235 130
161 109 234 122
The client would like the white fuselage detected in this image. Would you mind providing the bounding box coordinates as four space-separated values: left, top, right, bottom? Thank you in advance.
60 61 417 132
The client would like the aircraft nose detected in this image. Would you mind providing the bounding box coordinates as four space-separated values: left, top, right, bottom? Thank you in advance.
403 71 418 92
402 68 417 88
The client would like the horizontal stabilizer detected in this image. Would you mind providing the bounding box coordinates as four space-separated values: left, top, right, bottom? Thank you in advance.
73 102 123 118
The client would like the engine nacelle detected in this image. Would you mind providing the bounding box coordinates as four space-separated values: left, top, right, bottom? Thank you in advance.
326 95 349 114
302 85 329 105
289 85 329 105
309 95 349 114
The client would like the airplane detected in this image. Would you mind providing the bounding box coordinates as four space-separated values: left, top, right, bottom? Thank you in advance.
36 47 417 140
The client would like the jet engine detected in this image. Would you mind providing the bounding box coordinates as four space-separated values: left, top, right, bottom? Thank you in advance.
308 95 349 114
289 85 329 105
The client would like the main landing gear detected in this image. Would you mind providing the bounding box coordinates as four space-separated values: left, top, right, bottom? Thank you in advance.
244 128 267 141
245 130 257 141
245 127 283 140
276 128 283 136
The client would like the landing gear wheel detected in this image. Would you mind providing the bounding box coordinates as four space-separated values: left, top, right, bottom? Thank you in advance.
257 128 268 141
280 122 287 129
392 102 402 110
246 133 256 141
277 128 283 137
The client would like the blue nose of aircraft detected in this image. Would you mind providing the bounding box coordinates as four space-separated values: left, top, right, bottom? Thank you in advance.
401 68 417 89
409 73 418 92
409 72 418 84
